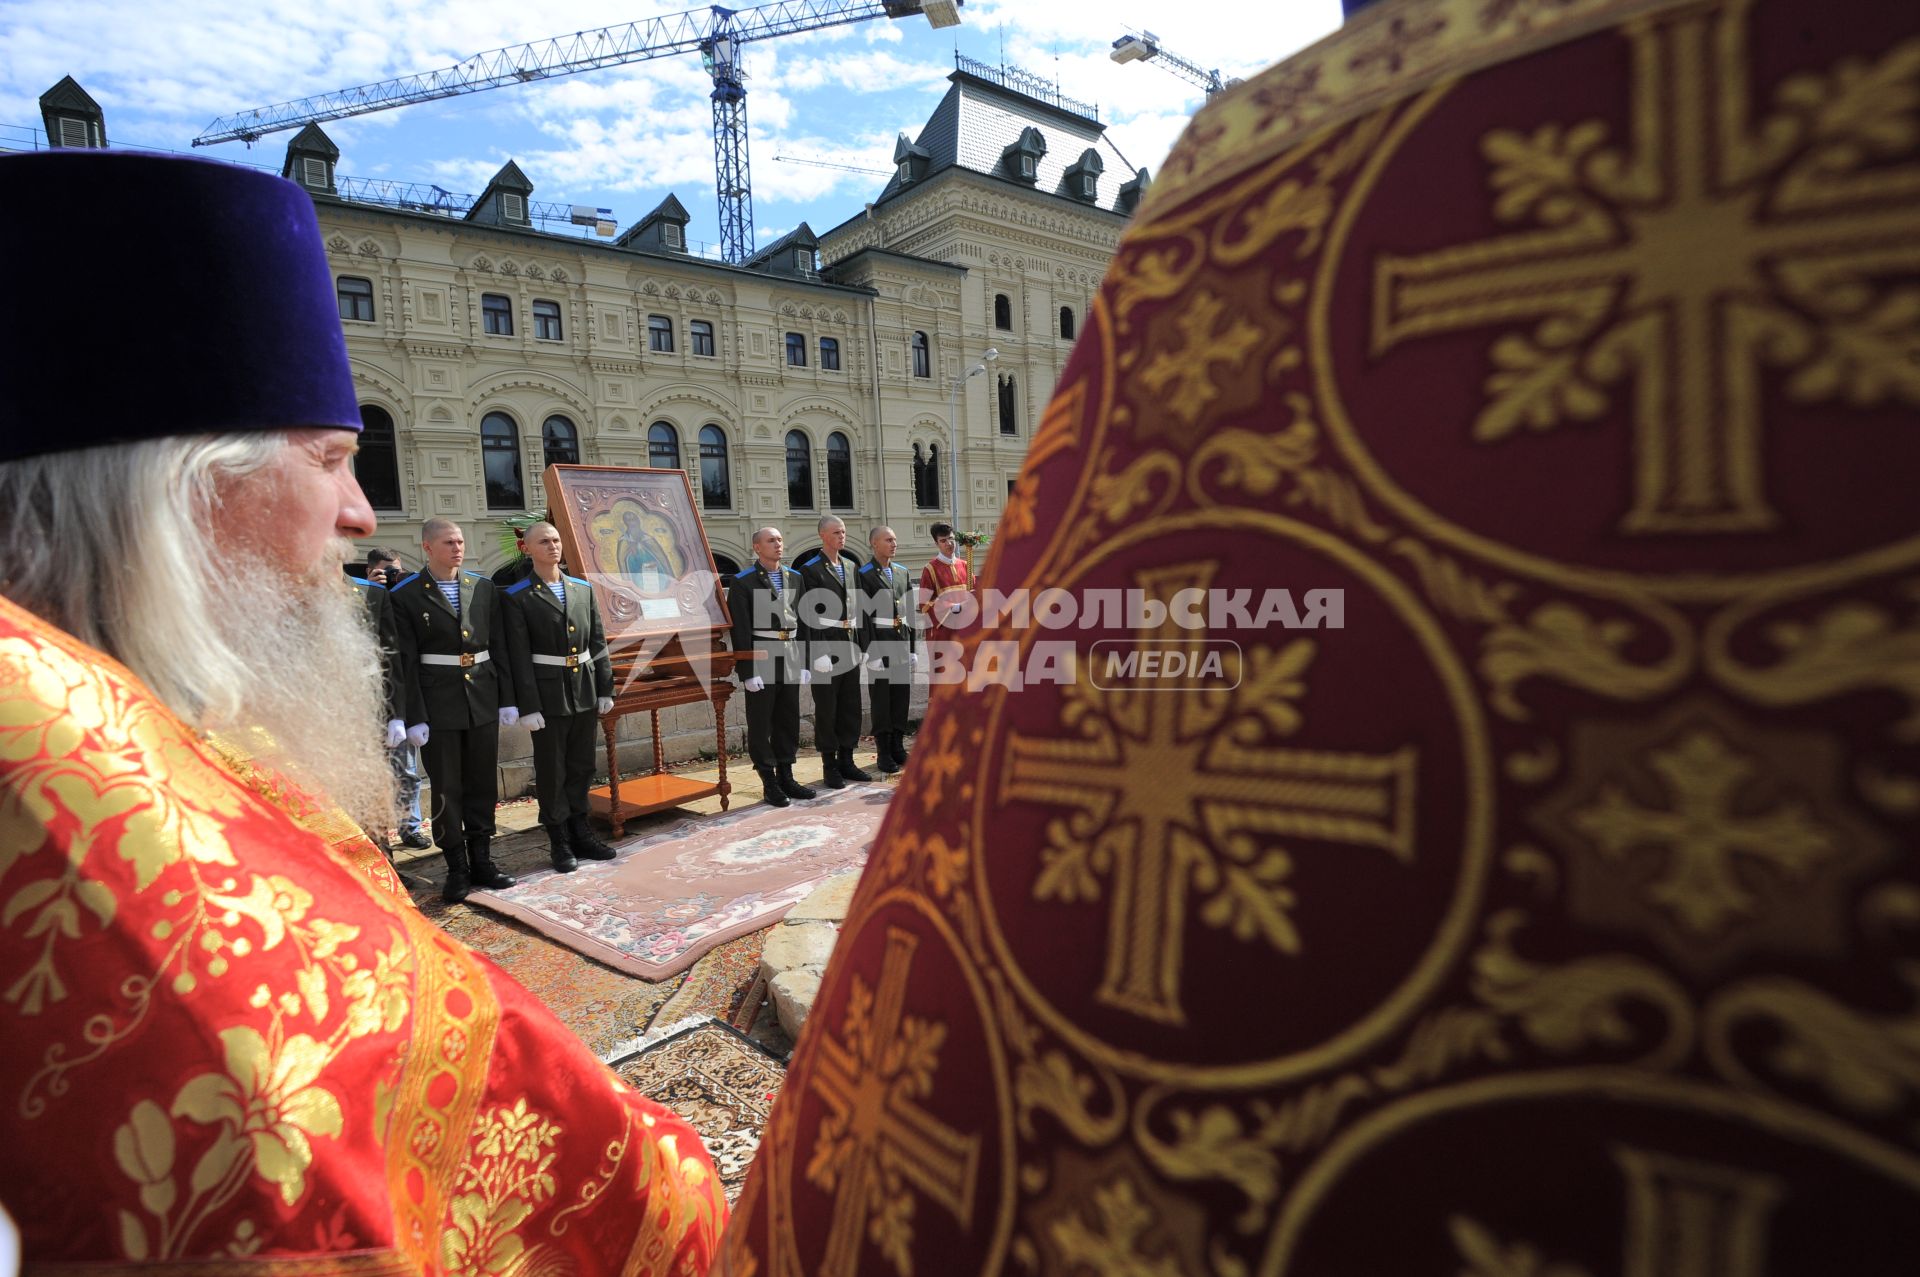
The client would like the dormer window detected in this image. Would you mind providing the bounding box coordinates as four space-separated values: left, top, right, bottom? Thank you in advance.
1063 148 1104 205
1079 173 1095 198
898 159 913 184
893 132 930 187
503 193 526 224
1020 155 1035 179
663 222 683 248
1002 127 1047 187
794 247 813 273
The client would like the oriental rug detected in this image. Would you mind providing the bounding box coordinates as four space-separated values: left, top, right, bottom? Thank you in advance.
468 786 891 980
609 1016 786 1204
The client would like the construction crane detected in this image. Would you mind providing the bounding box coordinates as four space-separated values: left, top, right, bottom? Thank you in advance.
193 0 964 264
334 176 617 235
773 153 889 175
1109 31 1239 99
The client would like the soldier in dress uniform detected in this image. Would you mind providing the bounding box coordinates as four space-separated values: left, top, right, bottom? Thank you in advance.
858 525 918 774
727 526 815 808
391 517 519 902
502 521 618 873
366 547 430 849
799 515 873 789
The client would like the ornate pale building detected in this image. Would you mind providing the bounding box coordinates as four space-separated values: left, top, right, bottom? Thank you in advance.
284 58 1145 573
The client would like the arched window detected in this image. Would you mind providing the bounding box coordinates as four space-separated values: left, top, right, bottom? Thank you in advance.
711 552 742 584
699 425 732 509
1059 306 1075 340
911 331 930 379
481 412 525 510
924 443 941 509
785 431 813 510
648 422 680 470
355 405 402 510
827 431 854 509
542 415 579 468
912 443 927 509
994 293 1012 330
999 374 1019 436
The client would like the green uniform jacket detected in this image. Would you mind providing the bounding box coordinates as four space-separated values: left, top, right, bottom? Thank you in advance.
502 573 614 717
390 569 509 730
352 575 405 722
855 558 919 654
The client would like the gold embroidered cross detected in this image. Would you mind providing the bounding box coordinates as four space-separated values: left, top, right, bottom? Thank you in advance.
999 564 1417 1025
807 928 979 1277
1373 5 1920 533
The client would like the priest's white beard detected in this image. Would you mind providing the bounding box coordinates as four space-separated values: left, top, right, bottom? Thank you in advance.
206 544 397 834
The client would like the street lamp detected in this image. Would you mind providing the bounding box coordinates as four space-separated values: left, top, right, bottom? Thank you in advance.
948 346 997 526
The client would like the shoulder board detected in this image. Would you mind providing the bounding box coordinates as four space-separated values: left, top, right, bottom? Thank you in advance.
564 574 589 589
505 578 533 596
858 561 876 574
392 572 421 591
462 571 488 583
350 576 377 589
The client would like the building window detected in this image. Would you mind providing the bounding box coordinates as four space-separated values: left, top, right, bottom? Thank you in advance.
785 431 813 510
1019 154 1035 179
337 276 374 323
502 193 526 223
785 332 807 367
699 425 731 509
827 432 854 509
913 442 943 509
994 294 1012 330
662 222 683 248
691 319 715 357
897 159 912 184
819 336 840 371
648 422 680 470
542 416 579 468
1060 306 1075 340
482 294 513 336
355 405 402 510
648 314 674 353
481 412 525 509
999 374 1019 436
532 299 562 341
911 331 930 379
794 247 813 272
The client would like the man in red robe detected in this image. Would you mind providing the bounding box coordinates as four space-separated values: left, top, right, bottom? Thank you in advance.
719 0 1920 1272
0 151 724 1272
915 522 973 636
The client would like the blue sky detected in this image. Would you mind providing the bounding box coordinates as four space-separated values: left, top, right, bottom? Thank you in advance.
1 0 1342 256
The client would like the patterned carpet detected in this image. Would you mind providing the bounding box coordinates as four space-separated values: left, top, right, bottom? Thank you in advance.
610 1017 787 1204
467 786 891 979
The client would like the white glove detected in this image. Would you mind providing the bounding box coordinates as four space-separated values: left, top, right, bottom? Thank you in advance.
384 719 406 749
520 711 547 733
867 653 887 672
499 706 520 727
406 723 430 748
909 652 920 667
596 697 615 716
800 668 813 686
812 654 833 674
743 675 766 693
947 600 963 614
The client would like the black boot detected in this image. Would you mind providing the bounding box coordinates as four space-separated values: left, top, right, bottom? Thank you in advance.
874 737 900 774
440 846 472 904
547 824 578 873
817 751 847 790
468 839 516 891
892 731 910 765
838 751 874 783
758 767 791 808
776 764 816 801
567 814 618 861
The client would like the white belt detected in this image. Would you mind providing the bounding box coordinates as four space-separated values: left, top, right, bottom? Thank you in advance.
875 617 906 628
753 629 796 641
823 620 857 630
419 651 489 667
531 653 584 669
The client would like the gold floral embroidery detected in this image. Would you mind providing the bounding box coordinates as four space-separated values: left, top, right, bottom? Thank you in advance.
440 1099 562 1277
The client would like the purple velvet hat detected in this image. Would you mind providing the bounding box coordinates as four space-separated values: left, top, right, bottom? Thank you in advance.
0 150 361 461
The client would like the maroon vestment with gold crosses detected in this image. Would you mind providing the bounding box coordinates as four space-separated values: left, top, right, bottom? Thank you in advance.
719 0 1920 1272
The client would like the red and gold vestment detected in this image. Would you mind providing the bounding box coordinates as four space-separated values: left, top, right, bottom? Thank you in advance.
0 594 725 1273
